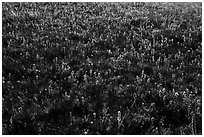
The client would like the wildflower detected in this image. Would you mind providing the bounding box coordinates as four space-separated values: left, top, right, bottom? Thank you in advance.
159 90 163 97
175 92 179 97
83 129 89 135
147 78 151 83
84 74 88 83
117 111 121 122
151 117 155 123
196 99 201 105
93 113 96 118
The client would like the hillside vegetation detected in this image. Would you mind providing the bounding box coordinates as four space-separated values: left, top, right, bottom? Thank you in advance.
2 2 202 135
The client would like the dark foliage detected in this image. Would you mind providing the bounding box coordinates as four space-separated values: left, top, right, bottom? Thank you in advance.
2 2 202 135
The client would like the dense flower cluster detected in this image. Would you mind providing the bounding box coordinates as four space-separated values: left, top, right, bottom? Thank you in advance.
2 2 202 135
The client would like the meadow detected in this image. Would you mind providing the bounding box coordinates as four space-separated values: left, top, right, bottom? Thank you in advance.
2 2 202 134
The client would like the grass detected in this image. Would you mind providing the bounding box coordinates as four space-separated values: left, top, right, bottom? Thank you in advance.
2 2 202 135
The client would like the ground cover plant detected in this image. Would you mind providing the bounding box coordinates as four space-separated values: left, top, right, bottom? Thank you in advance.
2 2 202 135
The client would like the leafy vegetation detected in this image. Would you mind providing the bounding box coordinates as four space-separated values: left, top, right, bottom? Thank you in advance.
2 2 202 135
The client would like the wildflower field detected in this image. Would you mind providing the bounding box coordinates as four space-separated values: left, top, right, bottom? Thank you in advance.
2 2 202 135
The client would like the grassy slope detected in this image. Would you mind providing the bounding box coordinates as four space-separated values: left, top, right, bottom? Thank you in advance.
2 2 202 135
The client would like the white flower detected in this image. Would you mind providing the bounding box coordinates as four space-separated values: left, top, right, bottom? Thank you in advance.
93 113 96 118
175 92 179 97
117 111 121 121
